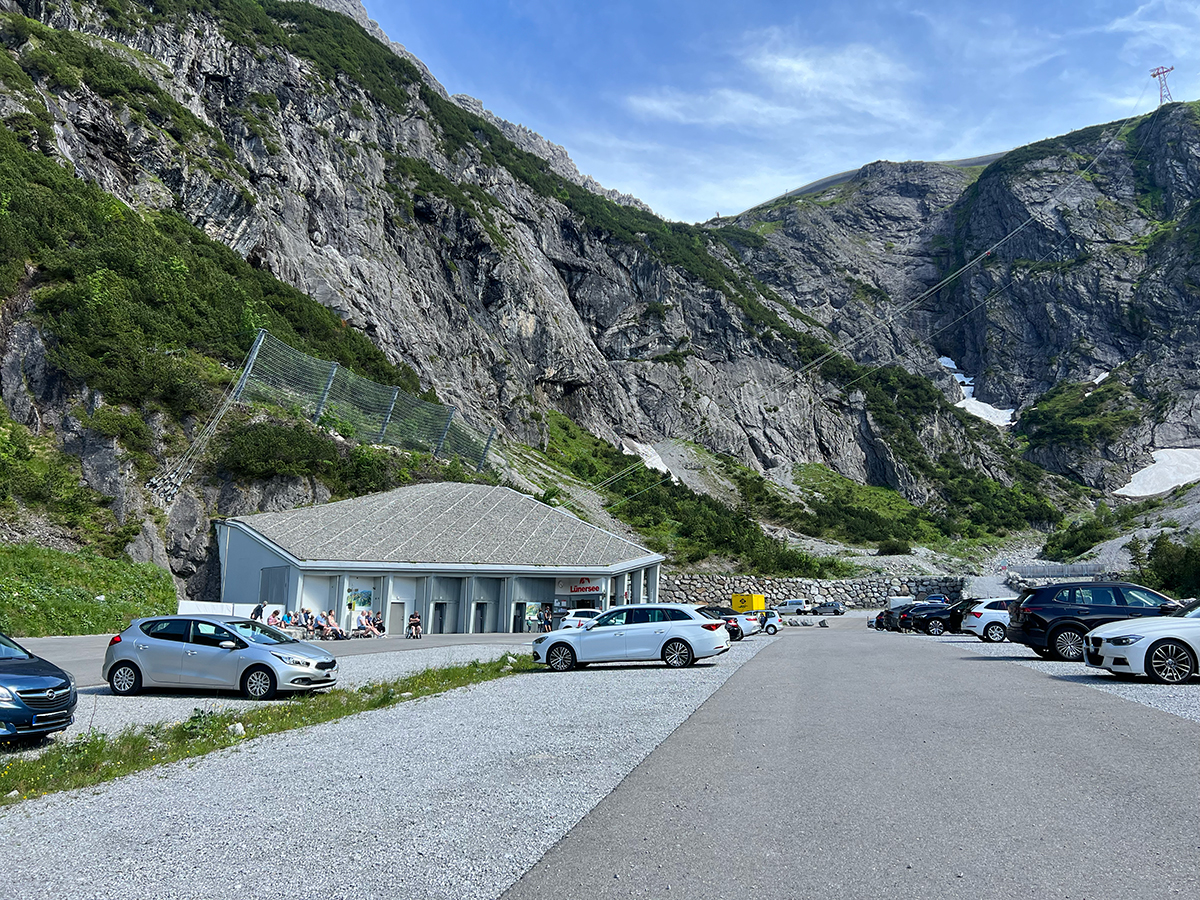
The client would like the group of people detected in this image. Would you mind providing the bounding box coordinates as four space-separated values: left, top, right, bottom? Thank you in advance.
535 605 554 632
250 603 385 640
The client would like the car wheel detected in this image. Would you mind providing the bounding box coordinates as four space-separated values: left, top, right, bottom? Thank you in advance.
766 624 777 635
983 622 1007 643
1050 627 1086 662
662 639 693 668
1145 639 1196 684
242 665 277 700
108 662 142 696
546 643 576 672
926 620 946 636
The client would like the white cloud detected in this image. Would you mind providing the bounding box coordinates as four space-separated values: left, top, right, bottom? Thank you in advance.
1105 0 1200 62
907 7 1066 76
624 28 920 135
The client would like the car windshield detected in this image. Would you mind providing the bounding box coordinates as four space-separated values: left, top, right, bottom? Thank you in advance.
1170 598 1200 618
0 633 31 660
228 619 295 645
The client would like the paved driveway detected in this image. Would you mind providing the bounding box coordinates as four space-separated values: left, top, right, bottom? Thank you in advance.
502 622 1200 899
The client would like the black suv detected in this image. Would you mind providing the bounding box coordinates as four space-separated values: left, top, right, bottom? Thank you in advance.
1006 582 1178 661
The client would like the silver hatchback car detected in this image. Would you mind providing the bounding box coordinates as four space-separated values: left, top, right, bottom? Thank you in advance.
103 615 338 700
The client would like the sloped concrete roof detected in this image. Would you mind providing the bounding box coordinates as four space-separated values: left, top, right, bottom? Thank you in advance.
229 483 658 569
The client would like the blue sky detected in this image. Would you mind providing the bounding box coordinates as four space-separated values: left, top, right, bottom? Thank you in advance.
360 0 1199 223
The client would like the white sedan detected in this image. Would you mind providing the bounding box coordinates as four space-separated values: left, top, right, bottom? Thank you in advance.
531 603 730 671
960 598 1013 643
1085 599 1200 683
557 608 603 629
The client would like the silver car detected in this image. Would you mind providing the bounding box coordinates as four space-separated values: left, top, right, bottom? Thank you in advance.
103 615 338 700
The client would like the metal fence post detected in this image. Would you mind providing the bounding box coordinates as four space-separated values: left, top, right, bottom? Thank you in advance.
377 387 400 443
312 361 339 423
232 329 267 401
434 407 456 458
477 427 496 471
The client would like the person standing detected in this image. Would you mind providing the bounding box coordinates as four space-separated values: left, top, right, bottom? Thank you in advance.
536 606 545 632
250 599 265 622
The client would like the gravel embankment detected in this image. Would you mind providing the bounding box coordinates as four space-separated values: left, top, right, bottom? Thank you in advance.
0 635 776 900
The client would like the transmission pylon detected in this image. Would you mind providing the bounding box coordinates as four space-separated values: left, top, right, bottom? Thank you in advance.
1151 65 1174 105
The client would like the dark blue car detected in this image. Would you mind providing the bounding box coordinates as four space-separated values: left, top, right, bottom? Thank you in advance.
0 632 77 741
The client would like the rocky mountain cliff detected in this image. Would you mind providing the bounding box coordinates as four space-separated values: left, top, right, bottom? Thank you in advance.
0 0 1023 499
3 0 1200 596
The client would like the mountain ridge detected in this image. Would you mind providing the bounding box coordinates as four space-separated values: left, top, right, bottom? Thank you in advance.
3 0 1200 594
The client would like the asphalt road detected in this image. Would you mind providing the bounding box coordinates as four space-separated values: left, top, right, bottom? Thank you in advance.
20 631 534 687
502 621 1200 900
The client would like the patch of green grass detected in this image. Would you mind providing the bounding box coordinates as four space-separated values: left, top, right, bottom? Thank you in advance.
0 543 175 636
0 655 539 803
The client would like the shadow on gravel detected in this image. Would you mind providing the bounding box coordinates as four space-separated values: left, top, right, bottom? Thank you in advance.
542 661 722 673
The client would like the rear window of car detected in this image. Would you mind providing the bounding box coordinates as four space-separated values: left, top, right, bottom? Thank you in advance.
576 610 600 618
665 608 692 621
141 619 189 642
986 601 1009 610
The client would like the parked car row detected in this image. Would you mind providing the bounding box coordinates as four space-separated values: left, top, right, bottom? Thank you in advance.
881 580 1200 685
871 597 1012 643
777 598 848 616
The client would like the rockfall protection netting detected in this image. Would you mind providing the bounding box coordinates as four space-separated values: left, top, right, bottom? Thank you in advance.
147 330 498 503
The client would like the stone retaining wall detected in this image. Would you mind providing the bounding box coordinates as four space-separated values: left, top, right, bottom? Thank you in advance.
660 573 967 609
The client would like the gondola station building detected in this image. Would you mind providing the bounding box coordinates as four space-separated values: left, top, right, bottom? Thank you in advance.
206 483 664 634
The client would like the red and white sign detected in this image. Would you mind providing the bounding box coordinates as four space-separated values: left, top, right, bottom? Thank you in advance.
555 577 607 597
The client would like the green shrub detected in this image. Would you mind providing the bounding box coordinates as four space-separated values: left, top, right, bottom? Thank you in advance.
0 124 423 418
877 538 911 555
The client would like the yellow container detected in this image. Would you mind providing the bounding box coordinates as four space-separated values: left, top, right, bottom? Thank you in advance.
731 593 766 613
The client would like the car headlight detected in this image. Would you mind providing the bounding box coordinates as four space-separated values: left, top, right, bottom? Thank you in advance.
0 686 12 702
532 636 547 645
1106 634 1144 647
271 652 311 667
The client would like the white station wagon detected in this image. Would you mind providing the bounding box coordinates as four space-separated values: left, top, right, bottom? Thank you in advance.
531 603 730 670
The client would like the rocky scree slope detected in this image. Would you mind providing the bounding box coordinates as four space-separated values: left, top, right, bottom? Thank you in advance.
0 0 1043 526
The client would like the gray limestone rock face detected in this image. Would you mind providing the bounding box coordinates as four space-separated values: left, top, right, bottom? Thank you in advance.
5 0 1200 607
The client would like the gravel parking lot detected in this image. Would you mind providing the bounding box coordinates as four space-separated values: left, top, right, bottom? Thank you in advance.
39 642 525 748
0 635 776 900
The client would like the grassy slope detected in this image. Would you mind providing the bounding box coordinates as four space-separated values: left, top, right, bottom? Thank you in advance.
0 543 176 636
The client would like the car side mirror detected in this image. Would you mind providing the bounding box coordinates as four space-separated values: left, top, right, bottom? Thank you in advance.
219 640 237 650
1159 602 1180 615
